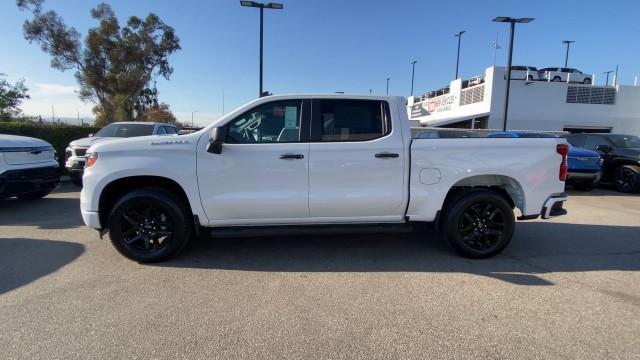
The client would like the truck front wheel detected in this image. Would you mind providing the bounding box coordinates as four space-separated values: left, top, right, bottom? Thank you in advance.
443 190 515 259
107 188 191 262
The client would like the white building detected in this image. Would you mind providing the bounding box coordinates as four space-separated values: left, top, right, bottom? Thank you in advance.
408 66 640 134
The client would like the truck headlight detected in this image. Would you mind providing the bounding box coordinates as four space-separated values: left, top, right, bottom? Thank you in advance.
85 152 98 168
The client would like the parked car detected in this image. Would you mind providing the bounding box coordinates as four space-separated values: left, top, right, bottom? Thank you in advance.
509 65 539 80
80 94 569 262
0 134 61 200
488 131 602 191
565 133 640 193
539 67 592 84
66 122 178 186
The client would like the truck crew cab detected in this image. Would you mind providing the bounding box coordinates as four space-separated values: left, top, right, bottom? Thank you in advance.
80 95 568 262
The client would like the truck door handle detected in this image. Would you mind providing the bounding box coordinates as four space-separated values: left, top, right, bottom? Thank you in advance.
375 152 399 159
280 153 305 160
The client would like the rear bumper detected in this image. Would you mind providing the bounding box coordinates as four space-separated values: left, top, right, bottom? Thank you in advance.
0 165 61 198
541 193 568 219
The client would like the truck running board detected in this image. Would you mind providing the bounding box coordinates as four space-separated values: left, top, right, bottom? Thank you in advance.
209 223 416 239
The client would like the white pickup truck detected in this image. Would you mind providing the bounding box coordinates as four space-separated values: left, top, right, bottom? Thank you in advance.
80 95 568 262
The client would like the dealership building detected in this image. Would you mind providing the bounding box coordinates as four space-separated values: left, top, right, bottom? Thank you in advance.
408 66 640 134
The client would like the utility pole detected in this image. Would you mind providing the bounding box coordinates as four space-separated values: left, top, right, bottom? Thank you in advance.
240 1 284 97
492 32 501 66
386 77 390 95
562 40 575 67
51 105 55 122
604 71 614 86
492 17 534 131
191 110 198 127
454 31 466 79
410 60 417 96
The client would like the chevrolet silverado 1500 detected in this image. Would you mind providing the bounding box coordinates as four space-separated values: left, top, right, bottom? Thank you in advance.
80 95 568 262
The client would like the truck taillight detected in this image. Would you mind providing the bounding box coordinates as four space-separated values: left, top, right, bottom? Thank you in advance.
557 144 568 181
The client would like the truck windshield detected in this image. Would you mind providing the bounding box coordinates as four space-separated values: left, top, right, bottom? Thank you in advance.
95 123 155 138
607 135 640 149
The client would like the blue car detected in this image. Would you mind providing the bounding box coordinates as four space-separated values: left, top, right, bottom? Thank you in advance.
488 131 603 191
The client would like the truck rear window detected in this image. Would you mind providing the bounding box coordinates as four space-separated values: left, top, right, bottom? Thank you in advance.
317 100 389 142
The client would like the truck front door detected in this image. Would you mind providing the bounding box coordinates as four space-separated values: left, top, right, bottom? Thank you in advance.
197 99 311 224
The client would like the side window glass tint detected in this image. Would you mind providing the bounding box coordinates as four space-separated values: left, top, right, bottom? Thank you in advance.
319 100 388 142
227 100 302 143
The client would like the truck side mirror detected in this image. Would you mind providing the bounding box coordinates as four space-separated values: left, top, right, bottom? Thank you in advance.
596 144 612 153
206 126 227 154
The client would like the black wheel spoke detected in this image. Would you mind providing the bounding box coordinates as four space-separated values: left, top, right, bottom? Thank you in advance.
122 214 138 226
458 200 507 251
124 234 142 244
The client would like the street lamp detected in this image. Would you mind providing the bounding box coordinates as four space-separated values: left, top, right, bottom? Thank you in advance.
386 77 390 95
240 1 284 97
562 40 575 67
603 70 614 86
191 110 198 127
454 31 466 79
410 60 417 96
492 16 534 131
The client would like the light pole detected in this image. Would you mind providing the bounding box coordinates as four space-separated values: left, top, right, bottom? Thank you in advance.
492 17 534 131
603 71 614 86
410 60 417 96
386 77 390 95
191 110 198 127
562 40 575 67
240 1 283 97
454 31 466 79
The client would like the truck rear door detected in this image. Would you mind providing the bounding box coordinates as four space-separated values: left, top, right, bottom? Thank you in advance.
308 99 406 221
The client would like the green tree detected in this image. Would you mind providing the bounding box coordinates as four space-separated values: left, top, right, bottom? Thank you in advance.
0 77 30 121
17 0 181 126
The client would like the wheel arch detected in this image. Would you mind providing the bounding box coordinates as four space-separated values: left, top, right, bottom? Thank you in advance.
443 174 525 215
98 175 193 228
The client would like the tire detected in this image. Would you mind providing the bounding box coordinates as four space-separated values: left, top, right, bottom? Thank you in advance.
552 76 561 82
583 78 592 85
107 188 192 262
614 165 640 193
527 75 534 81
572 181 597 192
443 190 515 259
16 189 53 200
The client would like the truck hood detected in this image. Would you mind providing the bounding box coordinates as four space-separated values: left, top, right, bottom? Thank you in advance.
68 136 115 148
568 146 600 158
0 134 52 149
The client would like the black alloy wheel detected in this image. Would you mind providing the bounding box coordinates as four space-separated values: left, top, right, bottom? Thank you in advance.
444 190 515 258
120 203 173 254
108 188 191 262
614 165 640 193
457 202 506 251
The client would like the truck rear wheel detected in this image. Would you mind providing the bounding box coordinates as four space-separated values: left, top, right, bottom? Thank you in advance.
107 188 191 262
443 190 515 258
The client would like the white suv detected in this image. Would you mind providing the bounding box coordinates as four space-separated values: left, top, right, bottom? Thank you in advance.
66 122 178 185
539 67 592 84
509 65 539 80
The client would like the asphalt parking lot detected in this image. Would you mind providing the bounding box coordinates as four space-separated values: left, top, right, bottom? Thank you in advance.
1 182 639 359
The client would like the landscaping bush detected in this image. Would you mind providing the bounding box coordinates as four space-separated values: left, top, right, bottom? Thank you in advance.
0 122 100 168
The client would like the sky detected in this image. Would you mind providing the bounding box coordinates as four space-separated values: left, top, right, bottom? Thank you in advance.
1 0 639 126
